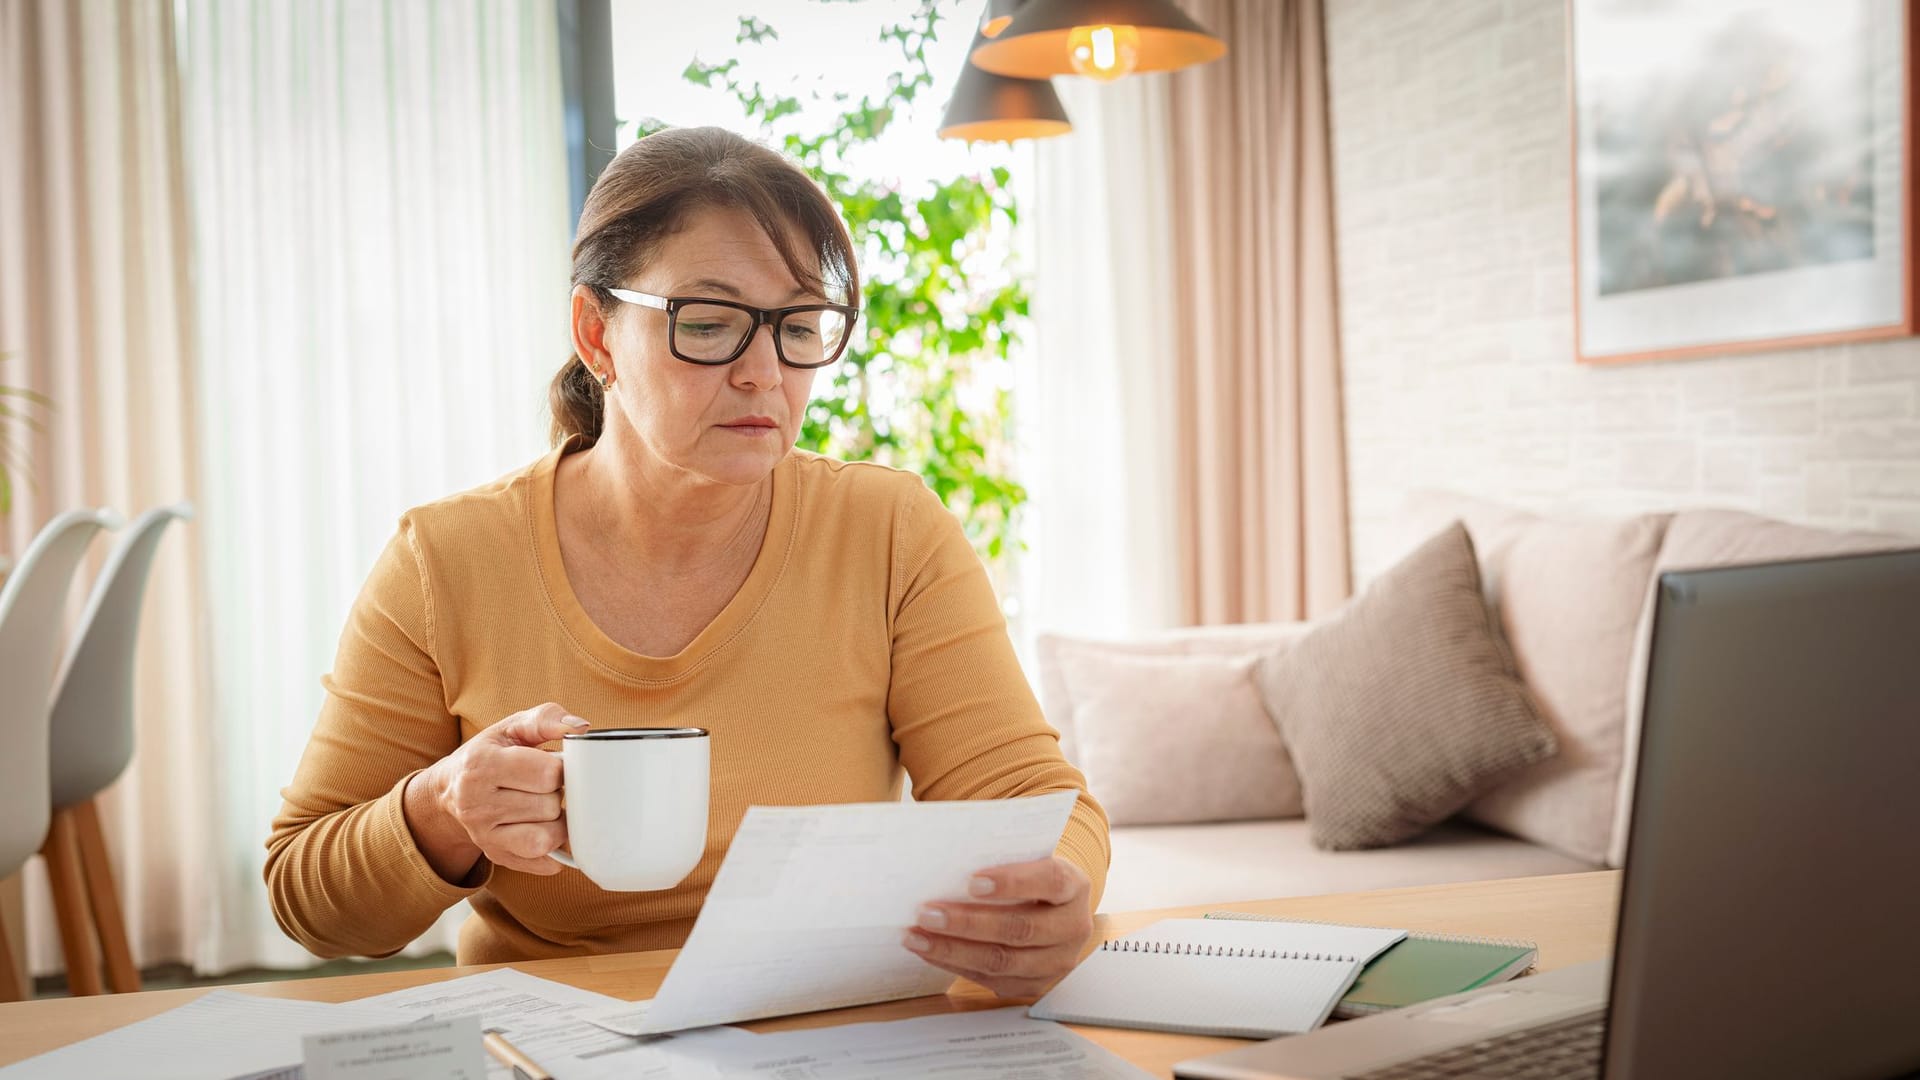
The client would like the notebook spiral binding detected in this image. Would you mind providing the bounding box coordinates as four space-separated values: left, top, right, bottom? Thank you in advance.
1203 911 1534 952
1098 939 1357 962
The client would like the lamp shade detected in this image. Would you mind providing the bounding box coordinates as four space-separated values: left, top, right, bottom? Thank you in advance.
969 0 1226 80
938 28 1073 142
981 0 1023 38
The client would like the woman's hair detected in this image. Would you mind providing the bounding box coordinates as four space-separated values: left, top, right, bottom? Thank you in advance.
549 127 861 446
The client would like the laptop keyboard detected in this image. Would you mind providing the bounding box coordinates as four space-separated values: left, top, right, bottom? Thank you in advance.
1351 1012 1605 1080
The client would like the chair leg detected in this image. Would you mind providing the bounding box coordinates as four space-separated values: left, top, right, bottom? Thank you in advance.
73 800 139 994
0 900 24 1002
40 809 103 996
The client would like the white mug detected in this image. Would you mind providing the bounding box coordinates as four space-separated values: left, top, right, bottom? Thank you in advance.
549 727 710 891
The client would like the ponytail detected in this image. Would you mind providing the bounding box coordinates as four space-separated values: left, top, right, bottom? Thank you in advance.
547 355 605 447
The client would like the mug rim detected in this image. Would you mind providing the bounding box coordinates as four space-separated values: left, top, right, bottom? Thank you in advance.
563 727 708 740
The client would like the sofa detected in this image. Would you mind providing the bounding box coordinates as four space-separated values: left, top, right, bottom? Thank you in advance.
1037 492 1911 914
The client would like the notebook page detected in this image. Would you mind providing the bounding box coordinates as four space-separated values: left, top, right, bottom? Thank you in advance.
1141 918 1408 965
1029 919 1407 1038
1032 950 1361 1038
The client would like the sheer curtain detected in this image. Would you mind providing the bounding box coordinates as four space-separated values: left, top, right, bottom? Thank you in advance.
1025 0 1351 639
178 0 571 970
1 0 212 980
1019 73 1187 641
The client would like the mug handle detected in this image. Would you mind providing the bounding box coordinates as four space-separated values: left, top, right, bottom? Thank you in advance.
549 848 578 870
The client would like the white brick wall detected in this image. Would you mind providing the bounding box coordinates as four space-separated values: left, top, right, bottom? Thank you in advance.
1325 0 1920 581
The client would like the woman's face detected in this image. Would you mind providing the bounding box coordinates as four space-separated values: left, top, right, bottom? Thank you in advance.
592 205 824 489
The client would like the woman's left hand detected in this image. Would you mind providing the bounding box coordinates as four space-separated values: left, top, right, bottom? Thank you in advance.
903 856 1095 999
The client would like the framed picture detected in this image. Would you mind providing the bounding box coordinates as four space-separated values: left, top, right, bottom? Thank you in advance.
1571 0 1918 364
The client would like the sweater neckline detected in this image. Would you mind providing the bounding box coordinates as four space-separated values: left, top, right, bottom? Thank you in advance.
528 436 799 684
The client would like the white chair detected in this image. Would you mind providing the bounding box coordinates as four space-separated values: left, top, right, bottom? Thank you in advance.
42 503 192 996
0 508 120 1002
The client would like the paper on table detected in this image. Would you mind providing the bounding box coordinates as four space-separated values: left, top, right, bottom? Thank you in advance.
356 969 707 1080
0 991 410 1080
302 1015 487 1080
648 1006 1159 1079
626 791 1079 1034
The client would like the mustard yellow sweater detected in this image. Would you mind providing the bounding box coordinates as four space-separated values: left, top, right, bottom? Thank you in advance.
266 442 1109 964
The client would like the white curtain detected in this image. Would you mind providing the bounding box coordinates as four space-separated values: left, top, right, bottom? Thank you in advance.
3 0 212 981
1019 75 1186 641
178 0 571 971
1022 0 1352 639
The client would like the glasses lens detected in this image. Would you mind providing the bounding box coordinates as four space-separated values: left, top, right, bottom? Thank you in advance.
778 307 851 366
673 303 753 361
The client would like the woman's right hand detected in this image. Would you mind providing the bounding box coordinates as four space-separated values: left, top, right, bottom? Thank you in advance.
403 702 589 883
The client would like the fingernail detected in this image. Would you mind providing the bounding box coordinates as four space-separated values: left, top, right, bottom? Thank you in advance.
563 715 590 729
917 907 947 930
903 931 931 953
969 876 996 897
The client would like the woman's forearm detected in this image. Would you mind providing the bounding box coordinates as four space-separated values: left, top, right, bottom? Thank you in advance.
403 764 486 885
264 774 484 959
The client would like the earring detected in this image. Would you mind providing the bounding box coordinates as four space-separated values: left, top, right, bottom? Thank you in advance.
593 365 615 390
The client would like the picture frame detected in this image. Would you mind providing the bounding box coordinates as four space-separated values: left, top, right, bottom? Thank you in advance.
1570 0 1919 365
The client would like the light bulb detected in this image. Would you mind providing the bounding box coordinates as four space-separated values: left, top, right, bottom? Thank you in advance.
1067 24 1140 82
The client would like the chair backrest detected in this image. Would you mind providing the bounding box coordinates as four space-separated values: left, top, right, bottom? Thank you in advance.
48 503 193 810
0 508 120 873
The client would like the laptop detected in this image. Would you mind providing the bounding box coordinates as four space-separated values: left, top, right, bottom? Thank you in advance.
1177 548 1920 1080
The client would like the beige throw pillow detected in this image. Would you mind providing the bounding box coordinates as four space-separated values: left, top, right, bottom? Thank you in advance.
1256 522 1558 850
1035 623 1314 765
1465 511 1672 866
1056 650 1305 826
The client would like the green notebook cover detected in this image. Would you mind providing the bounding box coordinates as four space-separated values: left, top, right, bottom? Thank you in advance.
1203 912 1537 1018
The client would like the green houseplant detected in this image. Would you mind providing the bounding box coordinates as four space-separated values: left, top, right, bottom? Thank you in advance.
0 354 47 516
645 4 1030 566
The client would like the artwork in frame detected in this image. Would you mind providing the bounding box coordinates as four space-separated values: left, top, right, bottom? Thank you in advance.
1571 0 1918 364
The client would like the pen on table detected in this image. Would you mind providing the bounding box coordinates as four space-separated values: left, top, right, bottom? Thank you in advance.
482 1027 553 1080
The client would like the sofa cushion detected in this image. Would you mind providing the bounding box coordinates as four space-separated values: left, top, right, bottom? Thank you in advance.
1257 523 1558 850
1035 622 1312 765
1099 818 1593 913
1057 651 1303 826
1398 492 1673 866
1605 510 1912 865
1468 512 1672 865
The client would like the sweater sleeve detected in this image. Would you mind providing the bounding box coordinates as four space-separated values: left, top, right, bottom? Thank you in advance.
264 518 488 958
886 484 1111 910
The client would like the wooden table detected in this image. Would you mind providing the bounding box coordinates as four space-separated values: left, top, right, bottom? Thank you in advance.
0 870 1619 1077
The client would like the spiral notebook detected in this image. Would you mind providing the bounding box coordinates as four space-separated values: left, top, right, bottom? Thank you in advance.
1027 919 1407 1039
1203 912 1538 1019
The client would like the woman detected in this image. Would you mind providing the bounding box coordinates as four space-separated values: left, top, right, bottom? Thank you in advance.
265 127 1109 1000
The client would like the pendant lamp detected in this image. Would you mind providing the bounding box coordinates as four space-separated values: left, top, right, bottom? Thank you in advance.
980 0 1024 38
969 0 1226 83
938 23 1073 142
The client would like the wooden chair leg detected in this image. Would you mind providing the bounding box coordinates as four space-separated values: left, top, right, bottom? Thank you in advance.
72 800 139 994
0 900 24 1002
39 808 102 996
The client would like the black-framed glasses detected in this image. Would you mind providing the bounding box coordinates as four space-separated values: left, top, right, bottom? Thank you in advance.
603 288 858 369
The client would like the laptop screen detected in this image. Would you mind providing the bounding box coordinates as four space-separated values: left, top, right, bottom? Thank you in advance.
1603 548 1920 1079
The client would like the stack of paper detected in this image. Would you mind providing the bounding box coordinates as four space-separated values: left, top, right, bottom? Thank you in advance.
0 991 410 1080
591 1007 1155 1080
354 968 739 1080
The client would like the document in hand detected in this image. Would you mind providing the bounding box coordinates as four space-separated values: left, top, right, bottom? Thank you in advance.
625 791 1078 1034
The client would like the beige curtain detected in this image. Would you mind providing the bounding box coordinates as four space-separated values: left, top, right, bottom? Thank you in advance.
1166 0 1351 624
0 0 214 976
